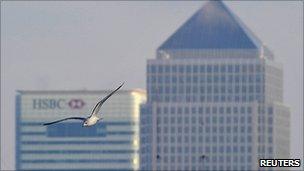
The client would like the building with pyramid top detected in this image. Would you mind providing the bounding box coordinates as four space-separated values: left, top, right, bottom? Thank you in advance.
140 1 290 170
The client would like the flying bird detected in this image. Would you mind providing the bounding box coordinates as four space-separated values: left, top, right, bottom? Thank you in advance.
43 83 124 127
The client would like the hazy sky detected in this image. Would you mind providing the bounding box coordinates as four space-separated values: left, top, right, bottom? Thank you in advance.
1 1 303 170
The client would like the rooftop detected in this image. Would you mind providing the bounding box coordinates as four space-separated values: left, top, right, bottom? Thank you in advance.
158 1 262 50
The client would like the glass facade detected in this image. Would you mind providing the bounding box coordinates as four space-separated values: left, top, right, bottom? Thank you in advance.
140 1 290 171
16 90 146 171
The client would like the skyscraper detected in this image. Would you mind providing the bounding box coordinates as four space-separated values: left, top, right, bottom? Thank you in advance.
140 1 290 170
16 89 146 170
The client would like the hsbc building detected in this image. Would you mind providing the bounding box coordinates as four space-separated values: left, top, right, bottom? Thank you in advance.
16 90 146 171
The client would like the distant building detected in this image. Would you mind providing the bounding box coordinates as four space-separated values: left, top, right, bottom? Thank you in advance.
16 89 146 171
140 1 290 171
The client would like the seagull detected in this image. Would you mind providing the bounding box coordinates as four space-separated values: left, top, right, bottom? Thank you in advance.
43 83 124 127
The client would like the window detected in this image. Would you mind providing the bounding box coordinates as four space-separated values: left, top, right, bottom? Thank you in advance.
207 65 212 73
235 65 240 72
165 65 170 72
193 76 198 83
186 65 191 73
228 65 233 72
193 65 198 73
151 65 156 73
206 107 210 114
226 107 231 114
214 65 219 72
200 66 205 72
199 107 203 114
179 66 184 73
242 65 247 72
172 65 177 73
221 65 226 72
158 65 163 73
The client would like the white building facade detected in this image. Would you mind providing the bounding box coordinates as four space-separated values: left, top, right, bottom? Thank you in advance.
16 89 146 171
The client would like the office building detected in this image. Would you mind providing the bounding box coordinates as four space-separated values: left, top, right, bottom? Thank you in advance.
16 89 146 170
140 1 290 170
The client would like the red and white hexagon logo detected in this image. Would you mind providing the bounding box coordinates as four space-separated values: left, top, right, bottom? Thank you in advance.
68 99 85 109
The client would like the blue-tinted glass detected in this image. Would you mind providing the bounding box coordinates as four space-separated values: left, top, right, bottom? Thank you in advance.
233 146 238 153
214 95 219 102
200 66 205 72
221 75 225 83
186 65 191 73
228 75 233 83
242 75 247 82
212 116 217 123
249 75 253 83
221 65 226 72
193 65 198 73
200 76 205 83
165 76 170 83
207 75 212 82
227 146 231 153
235 65 240 72
233 107 238 113
226 107 231 114
214 65 219 72
235 86 240 93
227 126 231 133
242 86 246 93
242 65 247 72
212 107 217 114
206 107 210 114
151 65 156 73
207 86 212 93
228 86 233 93
219 107 224 114
221 86 226 94
192 107 197 114
165 65 170 72
199 107 203 114
193 76 198 83
158 65 163 73
206 127 210 133
228 65 233 72
206 117 210 124
214 75 219 83
247 126 252 133
172 65 177 72
150 76 156 84
207 65 212 72
249 64 254 73
179 66 184 73
187 75 192 82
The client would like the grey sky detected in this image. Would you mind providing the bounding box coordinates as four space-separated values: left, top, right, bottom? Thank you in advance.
1 1 303 170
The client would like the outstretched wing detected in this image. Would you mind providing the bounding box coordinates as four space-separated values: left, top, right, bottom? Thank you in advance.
43 117 86 126
90 82 124 117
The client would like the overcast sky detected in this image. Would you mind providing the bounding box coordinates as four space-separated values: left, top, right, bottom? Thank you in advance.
1 1 303 170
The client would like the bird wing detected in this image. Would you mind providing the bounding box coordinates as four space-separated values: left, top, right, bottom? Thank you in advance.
90 82 124 117
43 117 86 126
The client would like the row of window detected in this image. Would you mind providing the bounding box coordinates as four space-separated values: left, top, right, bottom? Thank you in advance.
157 116 252 123
156 154 252 163
156 134 253 143
148 64 263 74
149 94 263 102
157 165 252 171
156 106 253 114
149 85 263 94
148 74 264 84
157 125 252 134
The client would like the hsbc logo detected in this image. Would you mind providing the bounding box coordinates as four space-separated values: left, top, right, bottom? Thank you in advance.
68 99 85 109
33 98 85 110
